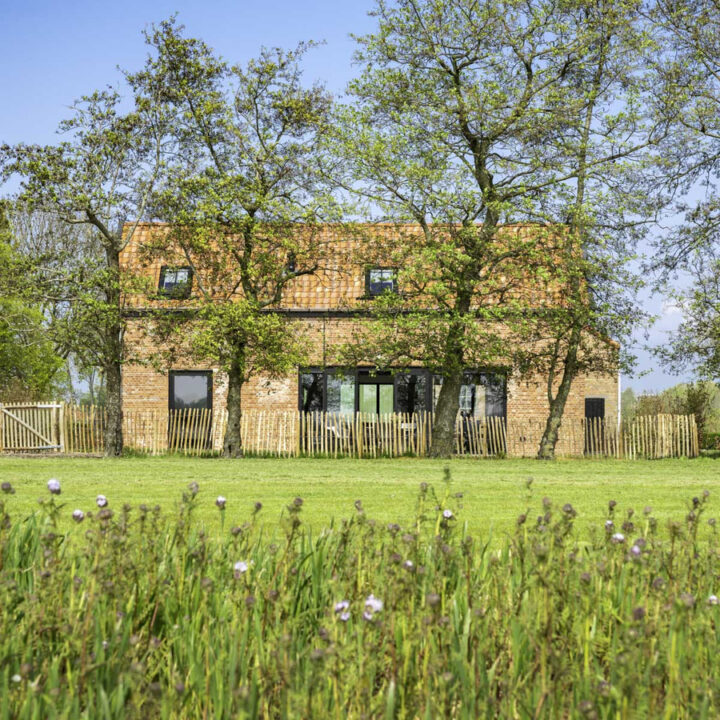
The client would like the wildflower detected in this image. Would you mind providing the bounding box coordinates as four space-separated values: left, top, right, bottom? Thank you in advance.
611 533 625 544
72 509 85 523
334 600 349 613
442 509 453 519
643 506 652 515
562 503 575 515
254 501 262 512
605 520 614 531
187 481 199 496
679 592 695 608
96 494 108 508
609 500 617 510
234 560 249 575
708 595 719 606
47 478 61 495
630 545 642 557
1 481 14 494
426 592 441 608
580 572 591 584
215 496 226 509
517 513 527 526
11 674 21 683
403 559 414 570
363 611 374 622
632 606 646 621
365 594 383 613
354 499 363 513
293 497 303 507
339 611 351 622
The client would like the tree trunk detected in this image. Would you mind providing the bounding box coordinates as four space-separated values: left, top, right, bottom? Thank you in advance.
104 360 123 456
103 244 124 457
223 356 244 458
429 367 463 457
536 324 581 460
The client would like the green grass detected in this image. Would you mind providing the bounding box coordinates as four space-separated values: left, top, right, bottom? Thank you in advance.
3 459 720 717
1 455 719 539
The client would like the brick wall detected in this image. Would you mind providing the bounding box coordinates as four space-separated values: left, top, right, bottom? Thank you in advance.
122 316 618 456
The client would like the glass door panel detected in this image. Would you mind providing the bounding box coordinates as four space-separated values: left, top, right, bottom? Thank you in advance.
359 384 377 414
379 384 394 414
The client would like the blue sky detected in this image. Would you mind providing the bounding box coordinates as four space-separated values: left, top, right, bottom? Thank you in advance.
0 0 692 393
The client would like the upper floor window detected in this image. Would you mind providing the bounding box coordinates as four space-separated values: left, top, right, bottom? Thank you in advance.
366 268 397 297
158 266 193 299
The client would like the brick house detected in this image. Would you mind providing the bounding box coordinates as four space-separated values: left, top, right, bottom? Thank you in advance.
120 224 619 455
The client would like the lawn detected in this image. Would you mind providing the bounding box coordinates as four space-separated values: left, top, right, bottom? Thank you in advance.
1 454 718 539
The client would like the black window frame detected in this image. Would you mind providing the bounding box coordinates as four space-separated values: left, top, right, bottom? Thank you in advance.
364 267 398 298
158 265 194 299
168 370 213 411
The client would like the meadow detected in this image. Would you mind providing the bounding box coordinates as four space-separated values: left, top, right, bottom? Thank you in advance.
1 455 720 539
2 456 720 718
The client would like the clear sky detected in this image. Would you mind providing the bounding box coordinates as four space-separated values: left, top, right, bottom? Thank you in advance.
0 0 693 394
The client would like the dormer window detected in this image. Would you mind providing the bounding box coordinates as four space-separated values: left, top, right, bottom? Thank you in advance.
158 266 193 299
366 268 397 297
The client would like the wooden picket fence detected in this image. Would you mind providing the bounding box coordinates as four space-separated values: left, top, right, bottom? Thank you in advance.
0 404 695 459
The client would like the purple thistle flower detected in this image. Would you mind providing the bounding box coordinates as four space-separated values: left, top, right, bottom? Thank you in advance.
216 496 226 509
605 519 614 531
443 509 453 519
1 481 14 494
403 559 414 570
72 509 85 523
96 495 108 508
234 561 249 578
362 611 374 622
709 595 719 606
334 600 349 613
630 545 642 557
611 533 625 544
339 611 351 622
47 479 61 495
365 594 383 613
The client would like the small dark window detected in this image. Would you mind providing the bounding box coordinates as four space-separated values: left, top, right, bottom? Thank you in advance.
159 266 193 299
585 398 605 420
366 268 397 297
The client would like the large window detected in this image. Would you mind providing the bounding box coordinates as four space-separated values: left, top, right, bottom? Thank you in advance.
159 266 193 299
395 372 429 413
358 370 394 415
365 268 397 297
326 372 356 414
169 371 213 449
434 372 507 418
298 368 505 418
169 371 213 410
300 371 324 412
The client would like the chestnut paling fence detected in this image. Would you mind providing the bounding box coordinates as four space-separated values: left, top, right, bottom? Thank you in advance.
0 403 700 458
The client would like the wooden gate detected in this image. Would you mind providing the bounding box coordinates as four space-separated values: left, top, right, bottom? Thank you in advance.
0 403 63 452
